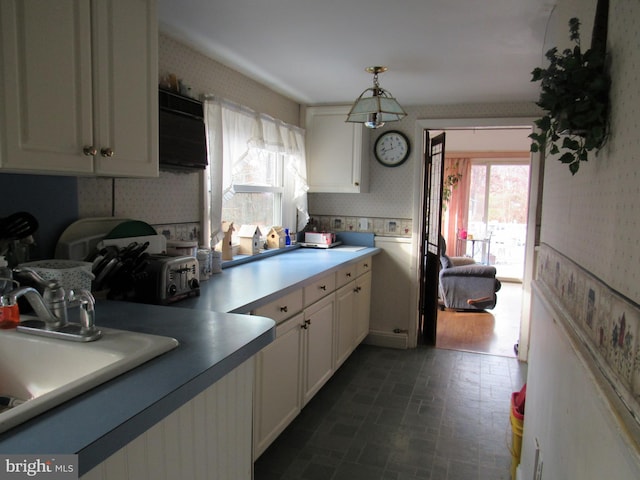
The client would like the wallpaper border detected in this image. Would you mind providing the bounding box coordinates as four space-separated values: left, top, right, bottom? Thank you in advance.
536 243 640 426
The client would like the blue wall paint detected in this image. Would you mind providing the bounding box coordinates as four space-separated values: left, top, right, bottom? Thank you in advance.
0 173 78 259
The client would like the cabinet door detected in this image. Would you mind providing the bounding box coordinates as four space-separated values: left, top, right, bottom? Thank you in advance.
253 313 303 459
335 282 356 369
305 106 368 193
92 0 158 177
0 0 157 177
0 0 95 174
355 271 372 344
302 294 334 405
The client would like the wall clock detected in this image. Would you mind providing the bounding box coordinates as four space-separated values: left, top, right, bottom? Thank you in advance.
374 130 411 167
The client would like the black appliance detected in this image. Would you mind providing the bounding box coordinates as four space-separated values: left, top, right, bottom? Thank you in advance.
159 88 208 171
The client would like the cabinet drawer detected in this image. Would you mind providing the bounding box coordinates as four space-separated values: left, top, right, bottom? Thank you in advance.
357 257 373 277
336 264 357 288
304 273 336 307
254 289 303 324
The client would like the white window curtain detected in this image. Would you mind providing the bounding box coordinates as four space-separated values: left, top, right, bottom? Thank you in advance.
203 97 308 247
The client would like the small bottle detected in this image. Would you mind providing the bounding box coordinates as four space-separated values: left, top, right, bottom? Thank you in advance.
285 228 291 246
0 296 19 329
0 256 18 329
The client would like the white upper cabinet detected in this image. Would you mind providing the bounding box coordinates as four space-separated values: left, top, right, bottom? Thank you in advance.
0 0 158 177
305 106 369 193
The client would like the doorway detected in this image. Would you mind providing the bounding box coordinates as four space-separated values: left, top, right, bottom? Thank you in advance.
412 119 539 360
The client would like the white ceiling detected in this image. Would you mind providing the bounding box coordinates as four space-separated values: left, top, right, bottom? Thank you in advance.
158 0 557 106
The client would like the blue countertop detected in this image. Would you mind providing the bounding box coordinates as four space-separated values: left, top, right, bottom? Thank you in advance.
179 246 381 313
0 245 379 475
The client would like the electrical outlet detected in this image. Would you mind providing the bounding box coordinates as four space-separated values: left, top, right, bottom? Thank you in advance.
533 438 543 480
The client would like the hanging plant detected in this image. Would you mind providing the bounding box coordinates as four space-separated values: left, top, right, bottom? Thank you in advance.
529 17 610 175
442 161 463 210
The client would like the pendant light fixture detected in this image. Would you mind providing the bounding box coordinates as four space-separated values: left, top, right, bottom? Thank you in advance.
346 66 407 129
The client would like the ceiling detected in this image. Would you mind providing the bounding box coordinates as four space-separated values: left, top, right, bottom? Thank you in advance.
158 0 557 106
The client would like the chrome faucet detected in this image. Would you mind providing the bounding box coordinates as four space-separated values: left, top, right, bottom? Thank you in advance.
4 286 62 330
7 267 101 342
69 289 97 334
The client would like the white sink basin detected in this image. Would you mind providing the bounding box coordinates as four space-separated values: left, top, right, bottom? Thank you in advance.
0 325 178 434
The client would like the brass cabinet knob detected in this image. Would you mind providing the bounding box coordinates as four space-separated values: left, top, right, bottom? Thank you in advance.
83 146 97 156
101 147 114 157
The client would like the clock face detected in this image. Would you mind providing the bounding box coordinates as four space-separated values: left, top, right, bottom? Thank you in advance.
374 130 410 167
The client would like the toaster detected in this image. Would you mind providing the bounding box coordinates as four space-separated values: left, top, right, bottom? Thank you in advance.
134 255 200 305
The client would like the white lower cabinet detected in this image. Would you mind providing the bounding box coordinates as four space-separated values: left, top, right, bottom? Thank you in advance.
301 294 335 406
253 258 373 460
335 269 372 369
252 293 335 460
355 271 372 344
253 312 303 459
335 282 356 369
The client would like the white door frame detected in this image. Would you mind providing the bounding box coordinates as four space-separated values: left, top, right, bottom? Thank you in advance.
409 117 540 360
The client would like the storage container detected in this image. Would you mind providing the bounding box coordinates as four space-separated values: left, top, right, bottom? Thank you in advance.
18 260 94 292
197 248 212 281
167 240 198 257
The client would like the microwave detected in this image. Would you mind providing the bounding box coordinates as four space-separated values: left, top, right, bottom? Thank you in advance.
159 88 208 171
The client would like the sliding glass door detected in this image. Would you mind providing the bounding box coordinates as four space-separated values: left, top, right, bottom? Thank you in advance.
466 161 530 281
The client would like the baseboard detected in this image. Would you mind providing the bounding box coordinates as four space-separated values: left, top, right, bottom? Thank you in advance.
363 330 408 349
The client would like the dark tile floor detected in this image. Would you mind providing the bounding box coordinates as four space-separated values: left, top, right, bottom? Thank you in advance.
254 344 527 480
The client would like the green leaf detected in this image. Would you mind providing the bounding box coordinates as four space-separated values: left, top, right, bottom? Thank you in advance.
559 152 575 164
562 137 581 150
569 161 580 175
537 116 551 130
579 150 589 162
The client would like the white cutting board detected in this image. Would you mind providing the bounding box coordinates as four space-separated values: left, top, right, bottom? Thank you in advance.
329 245 367 252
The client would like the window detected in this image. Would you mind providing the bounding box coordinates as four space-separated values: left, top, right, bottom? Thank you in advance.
203 98 308 248
221 147 284 230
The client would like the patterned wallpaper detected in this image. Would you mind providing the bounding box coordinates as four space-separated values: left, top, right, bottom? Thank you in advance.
539 0 640 302
532 0 640 434
158 34 300 126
